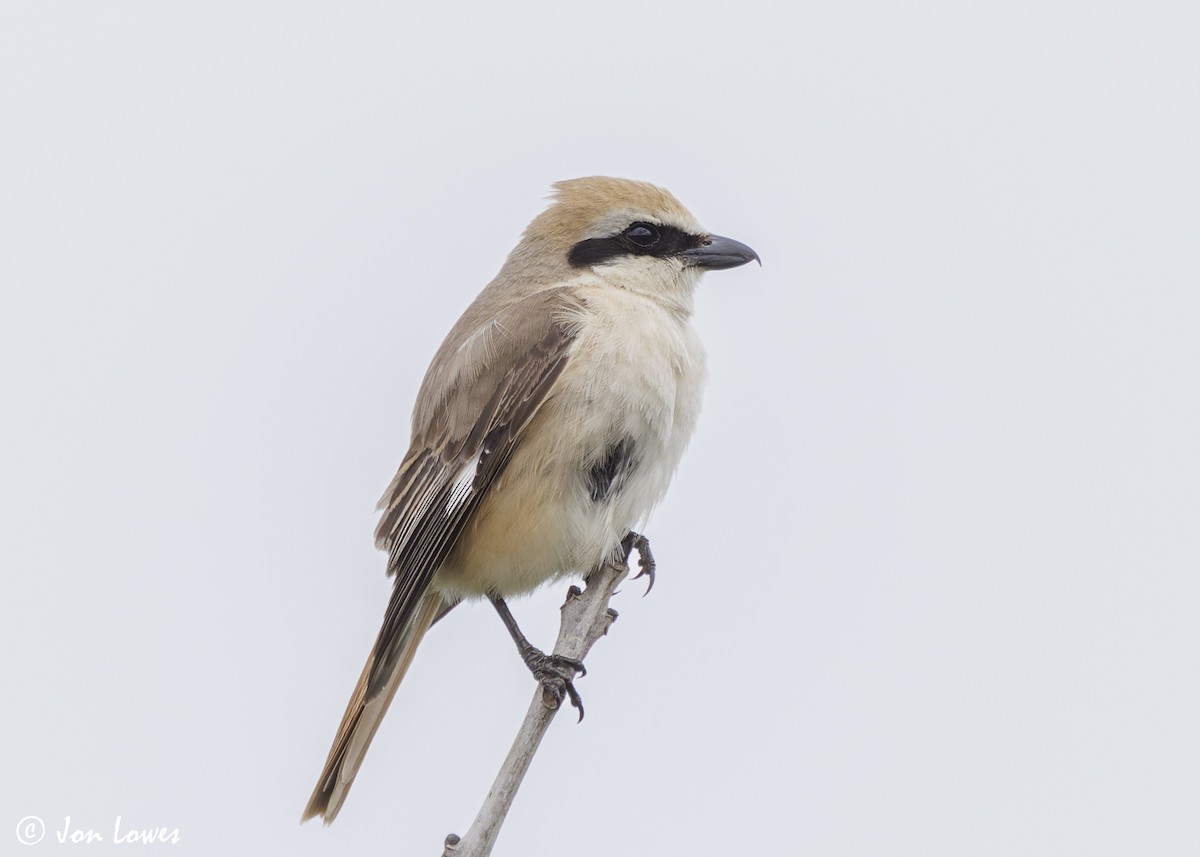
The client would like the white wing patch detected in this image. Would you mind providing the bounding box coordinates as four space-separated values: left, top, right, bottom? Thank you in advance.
444 452 481 516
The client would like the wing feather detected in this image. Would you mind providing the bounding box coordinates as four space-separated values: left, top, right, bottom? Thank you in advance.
365 315 576 699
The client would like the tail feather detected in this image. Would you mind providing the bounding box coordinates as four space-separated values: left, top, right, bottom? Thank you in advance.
302 591 443 824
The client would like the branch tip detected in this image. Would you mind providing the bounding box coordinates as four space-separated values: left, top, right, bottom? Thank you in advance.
441 544 634 856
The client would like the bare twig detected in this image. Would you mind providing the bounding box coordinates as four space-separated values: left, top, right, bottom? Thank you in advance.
441 543 634 857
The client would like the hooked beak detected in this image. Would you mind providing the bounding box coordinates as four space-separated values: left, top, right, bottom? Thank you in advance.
679 233 761 270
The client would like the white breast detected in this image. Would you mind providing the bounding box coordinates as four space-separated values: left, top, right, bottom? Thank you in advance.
562 284 706 529
436 283 707 599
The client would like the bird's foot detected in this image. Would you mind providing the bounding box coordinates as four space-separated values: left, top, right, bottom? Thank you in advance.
520 645 587 721
624 531 657 595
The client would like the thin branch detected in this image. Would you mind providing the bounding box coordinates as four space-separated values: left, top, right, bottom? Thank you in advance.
441 546 633 857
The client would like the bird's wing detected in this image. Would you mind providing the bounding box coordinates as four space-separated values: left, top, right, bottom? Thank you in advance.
304 290 581 823
367 288 580 697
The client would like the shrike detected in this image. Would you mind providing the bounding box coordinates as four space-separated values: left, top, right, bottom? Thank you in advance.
303 177 758 823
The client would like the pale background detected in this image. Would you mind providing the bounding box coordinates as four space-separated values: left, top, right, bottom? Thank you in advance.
3 1 1198 855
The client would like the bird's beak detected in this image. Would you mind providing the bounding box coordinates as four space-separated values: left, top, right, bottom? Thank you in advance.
679 234 761 270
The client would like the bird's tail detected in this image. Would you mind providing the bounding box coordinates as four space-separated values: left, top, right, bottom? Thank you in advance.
302 590 444 824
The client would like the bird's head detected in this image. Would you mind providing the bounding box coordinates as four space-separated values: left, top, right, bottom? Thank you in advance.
506 177 759 309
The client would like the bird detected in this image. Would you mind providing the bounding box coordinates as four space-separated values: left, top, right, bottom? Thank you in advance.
303 176 758 824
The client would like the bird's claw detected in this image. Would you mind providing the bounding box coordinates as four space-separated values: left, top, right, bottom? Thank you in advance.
628 532 656 595
522 648 587 721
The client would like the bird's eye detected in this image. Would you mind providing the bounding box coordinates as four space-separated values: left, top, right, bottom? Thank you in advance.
625 223 660 248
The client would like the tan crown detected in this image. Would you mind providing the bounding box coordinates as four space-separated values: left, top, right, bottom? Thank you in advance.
527 176 704 244
488 177 707 291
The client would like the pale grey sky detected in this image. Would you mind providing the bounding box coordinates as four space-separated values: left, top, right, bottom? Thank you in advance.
3 1 1198 855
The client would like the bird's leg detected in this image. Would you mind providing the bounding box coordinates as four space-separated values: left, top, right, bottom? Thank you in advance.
624 531 657 595
490 596 587 720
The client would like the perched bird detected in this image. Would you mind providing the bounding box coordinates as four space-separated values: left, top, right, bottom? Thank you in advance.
303 177 758 824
